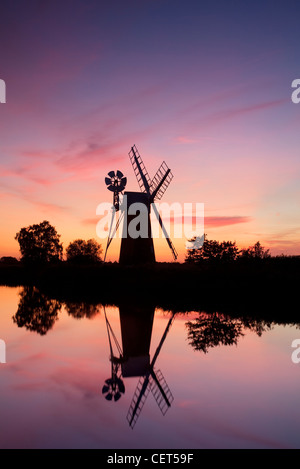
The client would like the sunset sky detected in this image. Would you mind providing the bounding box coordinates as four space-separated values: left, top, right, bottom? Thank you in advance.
0 0 299 262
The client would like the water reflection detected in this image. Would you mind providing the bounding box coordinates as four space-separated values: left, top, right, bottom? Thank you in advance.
5 285 300 448
12 287 102 335
65 302 101 319
103 303 175 429
12 288 176 429
12 287 277 352
186 312 273 354
10 287 283 430
12 286 61 335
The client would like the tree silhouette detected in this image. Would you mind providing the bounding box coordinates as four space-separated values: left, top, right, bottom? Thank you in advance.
185 235 272 264
185 235 239 263
66 239 102 263
15 220 63 264
240 241 271 259
12 286 62 335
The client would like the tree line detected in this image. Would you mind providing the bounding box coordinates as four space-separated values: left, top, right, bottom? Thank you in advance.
14 220 102 264
0 220 277 265
185 234 271 263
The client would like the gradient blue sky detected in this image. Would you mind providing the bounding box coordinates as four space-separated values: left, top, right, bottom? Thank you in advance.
0 0 299 261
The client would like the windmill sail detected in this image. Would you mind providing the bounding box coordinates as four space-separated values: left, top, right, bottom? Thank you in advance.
128 146 178 261
129 145 152 194
126 375 151 429
127 368 174 429
151 204 178 260
150 161 173 201
150 368 174 415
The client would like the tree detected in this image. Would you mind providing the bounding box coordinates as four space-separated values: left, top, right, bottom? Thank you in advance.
66 239 102 263
15 220 63 264
220 241 240 261
240 241 270 259
185 235 239 263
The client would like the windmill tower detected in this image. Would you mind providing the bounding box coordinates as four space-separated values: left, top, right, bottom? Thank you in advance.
104 145 178 264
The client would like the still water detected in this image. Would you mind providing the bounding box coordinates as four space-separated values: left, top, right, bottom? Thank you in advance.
0 286 300 449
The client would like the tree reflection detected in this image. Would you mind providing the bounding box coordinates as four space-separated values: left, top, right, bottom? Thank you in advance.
186 312 244 353
242 317 273 337
13 286 61 335
65 302 101 319
13 287 102 335
186 312 275 353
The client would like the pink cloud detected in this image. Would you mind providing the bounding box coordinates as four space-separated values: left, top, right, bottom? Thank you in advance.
205 216 252 227
31 201 69 215
210 98 287 124
81 218 99 226
20 143 125 183
182 97 287 134
175 136 198 144
21 150 55 159
56 145 125 174
170 215 251 227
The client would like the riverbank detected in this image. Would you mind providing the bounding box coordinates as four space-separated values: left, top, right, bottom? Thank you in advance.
0 257 299 319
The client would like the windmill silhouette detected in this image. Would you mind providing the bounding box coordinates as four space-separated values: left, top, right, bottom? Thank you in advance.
102 303 175 429
104 145 178 264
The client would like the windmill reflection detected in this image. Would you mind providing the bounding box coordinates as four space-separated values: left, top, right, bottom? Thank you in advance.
102 307 125 402
102 303 175 429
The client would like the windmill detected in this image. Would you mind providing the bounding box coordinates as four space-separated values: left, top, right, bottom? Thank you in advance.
104 145 178 264
102 303 175 429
